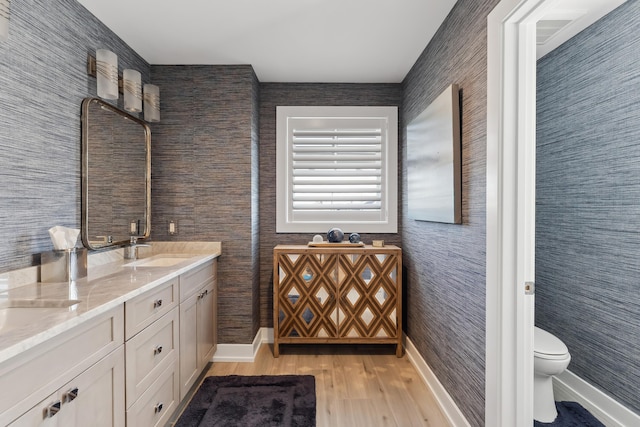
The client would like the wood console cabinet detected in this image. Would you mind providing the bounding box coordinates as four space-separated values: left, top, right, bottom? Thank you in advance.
273 245 402 357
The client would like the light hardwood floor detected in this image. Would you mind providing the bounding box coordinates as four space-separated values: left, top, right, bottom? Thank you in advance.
203 344 451 427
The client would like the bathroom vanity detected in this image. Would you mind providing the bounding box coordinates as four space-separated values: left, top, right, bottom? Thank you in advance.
0 243 220 427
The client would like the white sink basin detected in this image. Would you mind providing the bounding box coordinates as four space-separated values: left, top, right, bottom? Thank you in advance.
124 256 190 268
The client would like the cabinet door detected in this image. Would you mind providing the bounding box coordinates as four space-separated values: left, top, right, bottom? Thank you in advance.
197 280 216 369
9 347 125 427
276 252 339 338
57 347 125 427
337 252 400 339
179 291 199 400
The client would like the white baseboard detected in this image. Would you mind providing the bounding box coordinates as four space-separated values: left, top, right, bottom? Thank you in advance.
553 369 640 427
404 336 471 427
212 327 272 362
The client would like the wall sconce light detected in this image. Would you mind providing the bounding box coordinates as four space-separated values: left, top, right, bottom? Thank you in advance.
143 84 160 122
95 49 119 100
87 49 160 122
0 0 10 41
123 69 142 112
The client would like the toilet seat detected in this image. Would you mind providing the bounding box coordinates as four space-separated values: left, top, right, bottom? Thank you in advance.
534 326 569 358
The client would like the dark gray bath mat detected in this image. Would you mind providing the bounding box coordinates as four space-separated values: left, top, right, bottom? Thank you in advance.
175 375 316 427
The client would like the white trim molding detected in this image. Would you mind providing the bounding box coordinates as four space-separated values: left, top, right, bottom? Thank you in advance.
487 0 542 424
405 337 471 427
212 328 272 362
554 370 640 427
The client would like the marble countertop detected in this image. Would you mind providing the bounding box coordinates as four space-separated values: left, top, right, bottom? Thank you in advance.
0 242 221 365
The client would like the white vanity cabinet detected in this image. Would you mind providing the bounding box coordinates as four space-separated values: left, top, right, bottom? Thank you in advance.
124 278 180 427
0 306 125 427
179 259 217 399
0 252 220 427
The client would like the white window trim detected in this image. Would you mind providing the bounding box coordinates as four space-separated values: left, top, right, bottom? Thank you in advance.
276 106 398 234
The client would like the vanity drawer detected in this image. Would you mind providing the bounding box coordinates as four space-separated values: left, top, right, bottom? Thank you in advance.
125 278 178 339
180 260 215 302
126 360 179 427
125 307 179 408
0 306 124 425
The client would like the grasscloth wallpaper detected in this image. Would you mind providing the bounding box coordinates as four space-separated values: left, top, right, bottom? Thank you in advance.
536 0 640 414
402 0 499 425
0 0 149 273
150 65 260 344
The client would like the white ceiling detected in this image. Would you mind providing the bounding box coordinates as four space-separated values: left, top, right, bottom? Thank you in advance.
76 0 459 83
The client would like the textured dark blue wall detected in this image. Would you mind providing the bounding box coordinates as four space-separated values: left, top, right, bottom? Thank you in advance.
0 0 149 273
402 0 499 425
536 0 640 414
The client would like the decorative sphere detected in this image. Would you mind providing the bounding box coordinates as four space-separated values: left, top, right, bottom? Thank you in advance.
327 228 344 243
349 233 361 244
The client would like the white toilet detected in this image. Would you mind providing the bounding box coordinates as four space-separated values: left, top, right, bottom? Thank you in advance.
534 326 571 423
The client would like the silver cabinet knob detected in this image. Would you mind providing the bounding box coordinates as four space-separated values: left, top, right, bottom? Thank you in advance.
154 402 164 413
63 387 79 403
154 345 163 355
43 401 61 419
153 299 163 309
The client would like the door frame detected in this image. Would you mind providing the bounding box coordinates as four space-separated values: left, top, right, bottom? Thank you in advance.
486 0 555 424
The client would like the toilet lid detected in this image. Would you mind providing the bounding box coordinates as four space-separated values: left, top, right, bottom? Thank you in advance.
534 326 568 356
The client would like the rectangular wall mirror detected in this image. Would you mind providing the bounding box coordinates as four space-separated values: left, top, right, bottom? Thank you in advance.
81 97 151 250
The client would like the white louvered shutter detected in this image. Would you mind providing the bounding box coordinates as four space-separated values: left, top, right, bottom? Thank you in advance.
276 106 397 233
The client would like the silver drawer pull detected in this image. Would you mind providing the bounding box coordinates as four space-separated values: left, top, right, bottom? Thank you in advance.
154 402 164 414
43 401 61 418
153 299 163 309
63 387 79 403
154 345 163 355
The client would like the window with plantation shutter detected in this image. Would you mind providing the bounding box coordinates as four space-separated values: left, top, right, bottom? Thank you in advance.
276 106 398 233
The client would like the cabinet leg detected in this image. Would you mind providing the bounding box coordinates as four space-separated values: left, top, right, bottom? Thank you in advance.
396 342 403 357
273 342 279 358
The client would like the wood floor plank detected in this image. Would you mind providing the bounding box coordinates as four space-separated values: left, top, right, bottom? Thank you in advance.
205 344 451 427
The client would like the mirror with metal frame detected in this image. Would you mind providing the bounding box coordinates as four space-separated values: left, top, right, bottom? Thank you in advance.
81 97 151 250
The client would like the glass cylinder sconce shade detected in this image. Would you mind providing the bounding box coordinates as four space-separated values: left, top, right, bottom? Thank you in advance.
96 49 118 100
0 0 10 41
123 69 142 112
143 84 160 122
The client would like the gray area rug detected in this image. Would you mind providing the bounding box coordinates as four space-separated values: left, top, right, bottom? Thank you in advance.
534 401 605 427
175 375 316 427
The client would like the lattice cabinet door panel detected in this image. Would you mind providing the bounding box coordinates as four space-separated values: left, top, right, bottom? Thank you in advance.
275 251 339 342
274 245 402 357
337 252 400 339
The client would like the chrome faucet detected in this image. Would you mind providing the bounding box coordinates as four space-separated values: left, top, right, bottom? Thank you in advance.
124 236 151 260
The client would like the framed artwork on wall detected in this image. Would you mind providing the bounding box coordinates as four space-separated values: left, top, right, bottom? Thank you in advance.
407 84 461 224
